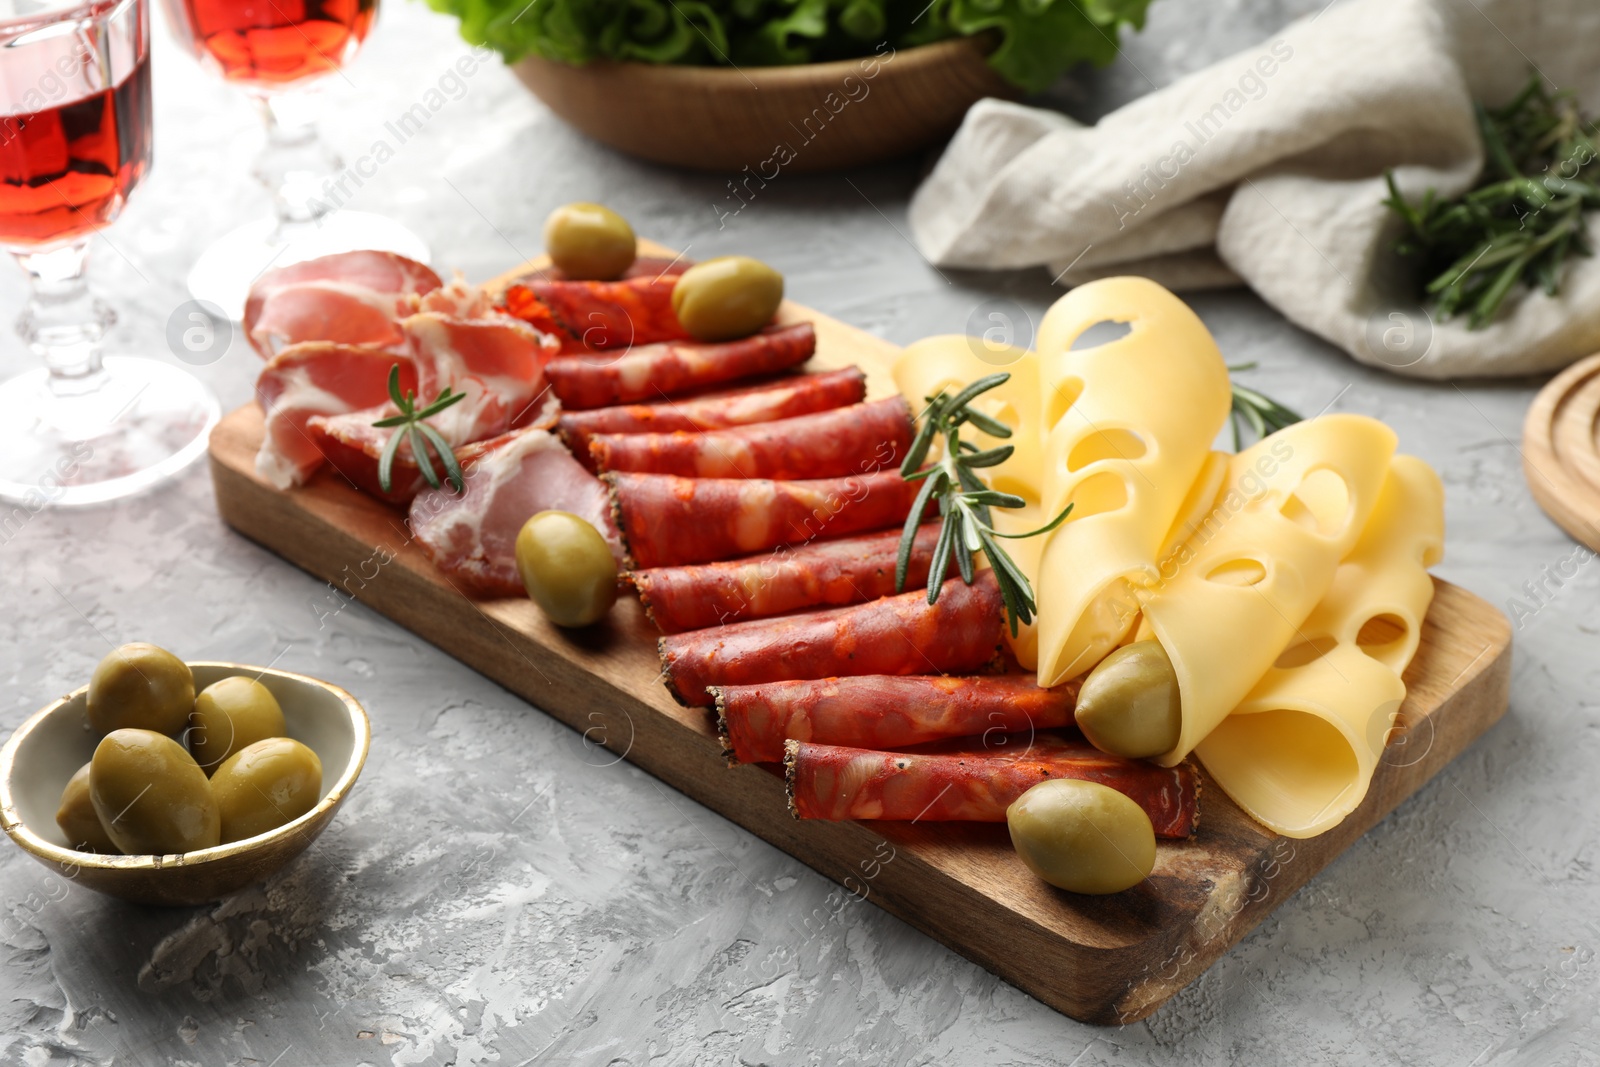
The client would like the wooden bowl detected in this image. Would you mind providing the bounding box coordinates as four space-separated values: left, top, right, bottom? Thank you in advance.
513 37 1018 173
0 663 370 907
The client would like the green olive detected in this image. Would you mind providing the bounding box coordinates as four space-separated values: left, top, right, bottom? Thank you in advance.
86 643 195 736
188 676 286 775
210 737 323 844
544 202 637 281
1007 779 1156 894
55 763 119 853
1073 639 1182 759
671 256 784 342
515 510 618 628
90 729 220 855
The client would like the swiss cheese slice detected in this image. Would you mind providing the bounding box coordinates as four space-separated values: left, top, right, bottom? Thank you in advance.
1141 413 1397 767
1195 455 1444 837
1032 278 1232 686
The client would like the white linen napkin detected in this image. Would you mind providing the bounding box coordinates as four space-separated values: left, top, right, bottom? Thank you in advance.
908 0 1600 378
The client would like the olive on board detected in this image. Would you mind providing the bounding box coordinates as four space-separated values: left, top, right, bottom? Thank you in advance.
55 763 119 853
188 675 286 775
544 202 637 281
90 729 220 855
86 643 195 736
515 510 618 628
1007 779 1156 895
1074 639 1182 759
671 256 784 342
210 737 323 844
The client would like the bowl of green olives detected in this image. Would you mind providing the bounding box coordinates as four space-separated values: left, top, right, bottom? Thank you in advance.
0 649 370 907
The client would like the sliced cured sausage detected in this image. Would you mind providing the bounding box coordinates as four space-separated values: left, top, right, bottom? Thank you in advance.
545 323 815 410
658 572 1005 707
630 525 939 634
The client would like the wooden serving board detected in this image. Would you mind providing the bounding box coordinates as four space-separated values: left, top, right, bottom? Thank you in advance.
211 272 1511 1025
1524 351 1600 551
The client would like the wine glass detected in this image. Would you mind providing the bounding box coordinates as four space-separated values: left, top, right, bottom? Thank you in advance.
161 0 427 318
0 0 220 507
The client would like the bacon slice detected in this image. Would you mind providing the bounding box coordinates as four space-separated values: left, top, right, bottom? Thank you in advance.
545 323 816 410
658 572 1004 707
502 262 689 350
716 673 1078 764
630 525 939 634
254 344 418 490
409 426 623 596
785 735 1199 838
557 367 867 460
609 467 924 569
244 251 442 358
587 397 913 480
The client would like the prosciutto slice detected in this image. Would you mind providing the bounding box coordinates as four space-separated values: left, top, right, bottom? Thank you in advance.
544 323 816 410
785 735 1200 838
658 573 1005 707
244 251 442 358
557 368 867 460
501 259 689 350
302 312 559 504
254 344 417 490
410 427 622 596
630 525 939 634
587 397 913 480
716 673 1079 764
609 468 924 568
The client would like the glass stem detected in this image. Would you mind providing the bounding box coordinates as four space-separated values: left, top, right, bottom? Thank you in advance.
14 240 115 397
252 90 343 236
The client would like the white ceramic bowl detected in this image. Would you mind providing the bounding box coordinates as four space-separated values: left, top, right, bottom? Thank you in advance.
0 662 370 906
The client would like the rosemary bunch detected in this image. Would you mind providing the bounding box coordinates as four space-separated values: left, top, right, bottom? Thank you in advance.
372 364 468 494
1384 73 1600 329
894 373 1072 637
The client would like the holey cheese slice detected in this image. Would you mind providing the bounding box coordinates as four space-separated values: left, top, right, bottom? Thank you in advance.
894 336 1050 663
1196 455 1444 838
1032 278 1232 686
1142 413 1397 768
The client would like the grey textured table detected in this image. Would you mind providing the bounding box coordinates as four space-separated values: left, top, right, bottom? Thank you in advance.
3 2 1596 1064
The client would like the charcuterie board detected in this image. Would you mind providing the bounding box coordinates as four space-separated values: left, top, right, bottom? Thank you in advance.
209 252 1512 1025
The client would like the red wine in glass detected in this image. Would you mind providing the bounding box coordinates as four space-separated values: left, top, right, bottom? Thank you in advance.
160 0 426 317
0 0 218 507
164 0 376 89
0 51 151 246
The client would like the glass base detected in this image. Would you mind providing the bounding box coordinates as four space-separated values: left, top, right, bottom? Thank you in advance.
0 357 220 507
187 211 430 321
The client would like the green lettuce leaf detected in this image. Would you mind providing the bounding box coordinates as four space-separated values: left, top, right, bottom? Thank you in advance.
424 0 1155 92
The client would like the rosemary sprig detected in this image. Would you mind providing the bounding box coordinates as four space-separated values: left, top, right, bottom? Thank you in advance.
1383 72 1600 329
1227 362 1303 450
371 363 468 494
894 373 1072 637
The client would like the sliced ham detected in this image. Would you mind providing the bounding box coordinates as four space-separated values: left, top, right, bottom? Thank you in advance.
587 397 913 480
244 250 442 358
629 525 940 634
410 426 622 597
785 735 1199 838
557 367 867 461
658 572 1005 707
544 323 816 410
254 344 417 490
608 467 924 569
716 673 1079 764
